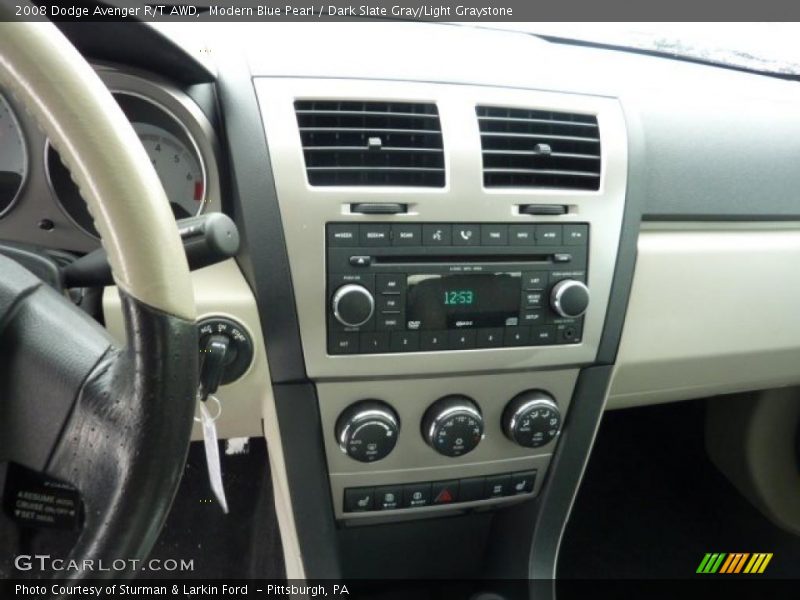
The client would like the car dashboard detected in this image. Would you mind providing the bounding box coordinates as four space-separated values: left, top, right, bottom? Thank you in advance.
2 20 800 583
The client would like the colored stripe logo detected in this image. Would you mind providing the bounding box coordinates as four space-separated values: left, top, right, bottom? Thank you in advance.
697 553 773 574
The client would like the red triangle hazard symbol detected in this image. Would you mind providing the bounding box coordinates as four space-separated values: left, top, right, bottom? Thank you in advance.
435 488 453 503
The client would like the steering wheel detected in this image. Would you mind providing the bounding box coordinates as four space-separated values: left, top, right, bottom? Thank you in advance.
0 19 198 577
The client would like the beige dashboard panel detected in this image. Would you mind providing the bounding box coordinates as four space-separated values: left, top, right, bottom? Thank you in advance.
103 260 265 440
609 226 800 409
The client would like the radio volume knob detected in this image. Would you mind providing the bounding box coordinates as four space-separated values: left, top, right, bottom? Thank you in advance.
550 279 590 318
502 390 562 448
332 284 375 327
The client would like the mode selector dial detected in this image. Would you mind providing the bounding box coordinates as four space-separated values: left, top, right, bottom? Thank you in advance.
332 284 374 327
422 395 484 457
336 400 399 463
502 390 562 448
550 279 590 318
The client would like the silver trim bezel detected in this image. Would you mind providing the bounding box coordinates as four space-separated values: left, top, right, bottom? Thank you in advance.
0 92 29 219
45 67 221 239
255 77 628 379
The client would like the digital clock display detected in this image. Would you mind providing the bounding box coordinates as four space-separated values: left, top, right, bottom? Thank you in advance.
444 290 475 305
406 273 521 330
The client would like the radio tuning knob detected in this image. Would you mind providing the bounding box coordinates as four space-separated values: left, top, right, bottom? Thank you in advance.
422 395 484 457
550 279 590 318
502 390 562 448
332 284 375 327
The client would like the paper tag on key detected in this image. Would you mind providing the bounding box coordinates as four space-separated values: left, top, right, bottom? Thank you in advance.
198 396 229 514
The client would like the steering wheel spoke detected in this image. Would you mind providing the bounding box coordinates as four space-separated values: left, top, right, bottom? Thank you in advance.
0 255 112 471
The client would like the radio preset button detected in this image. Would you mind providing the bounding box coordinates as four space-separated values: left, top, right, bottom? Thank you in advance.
423 224 452 246
509 225 536 246
360 332 391 353
536 224 562 245
481 224 508 246
391 224 422 246
390 331 419 352
359 224 391 246
448 329 476 350
453 224 480 246
504 327 530 346
420 331 447 351
476 328 504 348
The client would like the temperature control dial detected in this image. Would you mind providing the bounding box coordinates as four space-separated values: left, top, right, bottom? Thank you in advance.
332 284 374 327
502 390 562 448
336 400 399 463
422 395 484 457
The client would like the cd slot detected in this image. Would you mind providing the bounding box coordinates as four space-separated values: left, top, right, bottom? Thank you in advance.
373 254 552 266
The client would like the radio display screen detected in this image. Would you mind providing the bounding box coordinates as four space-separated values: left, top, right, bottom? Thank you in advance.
406 273 521 330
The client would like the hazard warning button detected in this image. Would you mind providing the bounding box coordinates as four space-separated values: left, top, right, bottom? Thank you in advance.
431 480 459 505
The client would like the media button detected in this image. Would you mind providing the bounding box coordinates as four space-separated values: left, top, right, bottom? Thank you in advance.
359 224 391 246
563 224 588 246
531 325 556 345
536 224 562 245
376 274 405 294
422 224 452 246
453 224 480 246
420 331 448 351
523 271 547 290
392 224 422 246
476 328 504 348
481 224 508 246
327 224 359 247
509 225 536 246
524 292 545 309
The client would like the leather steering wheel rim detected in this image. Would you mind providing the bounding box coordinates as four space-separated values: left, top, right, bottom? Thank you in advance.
0 18 198 578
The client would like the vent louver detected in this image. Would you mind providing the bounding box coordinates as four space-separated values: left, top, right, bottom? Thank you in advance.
477 106 601 190
295 100 445 187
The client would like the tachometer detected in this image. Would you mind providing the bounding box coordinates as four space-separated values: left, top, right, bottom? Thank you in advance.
47 91 207 238
133 122 205 219
0 94 27 217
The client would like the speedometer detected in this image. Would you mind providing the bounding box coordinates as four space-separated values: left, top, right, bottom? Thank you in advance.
0 94 27 217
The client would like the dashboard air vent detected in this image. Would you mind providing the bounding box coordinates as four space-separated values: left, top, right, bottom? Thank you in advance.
477 106 601 190
295 100 444 187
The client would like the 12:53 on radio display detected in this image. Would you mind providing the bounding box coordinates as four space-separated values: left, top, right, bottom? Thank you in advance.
443 290 475 305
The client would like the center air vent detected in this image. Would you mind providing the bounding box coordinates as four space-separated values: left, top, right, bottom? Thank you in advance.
477 106 601 190
295 100 445 187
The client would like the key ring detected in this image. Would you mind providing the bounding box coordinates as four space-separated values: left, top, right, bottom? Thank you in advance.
194 394 222 423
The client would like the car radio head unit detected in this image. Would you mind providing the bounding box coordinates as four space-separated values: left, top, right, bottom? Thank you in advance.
326 222 589 355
